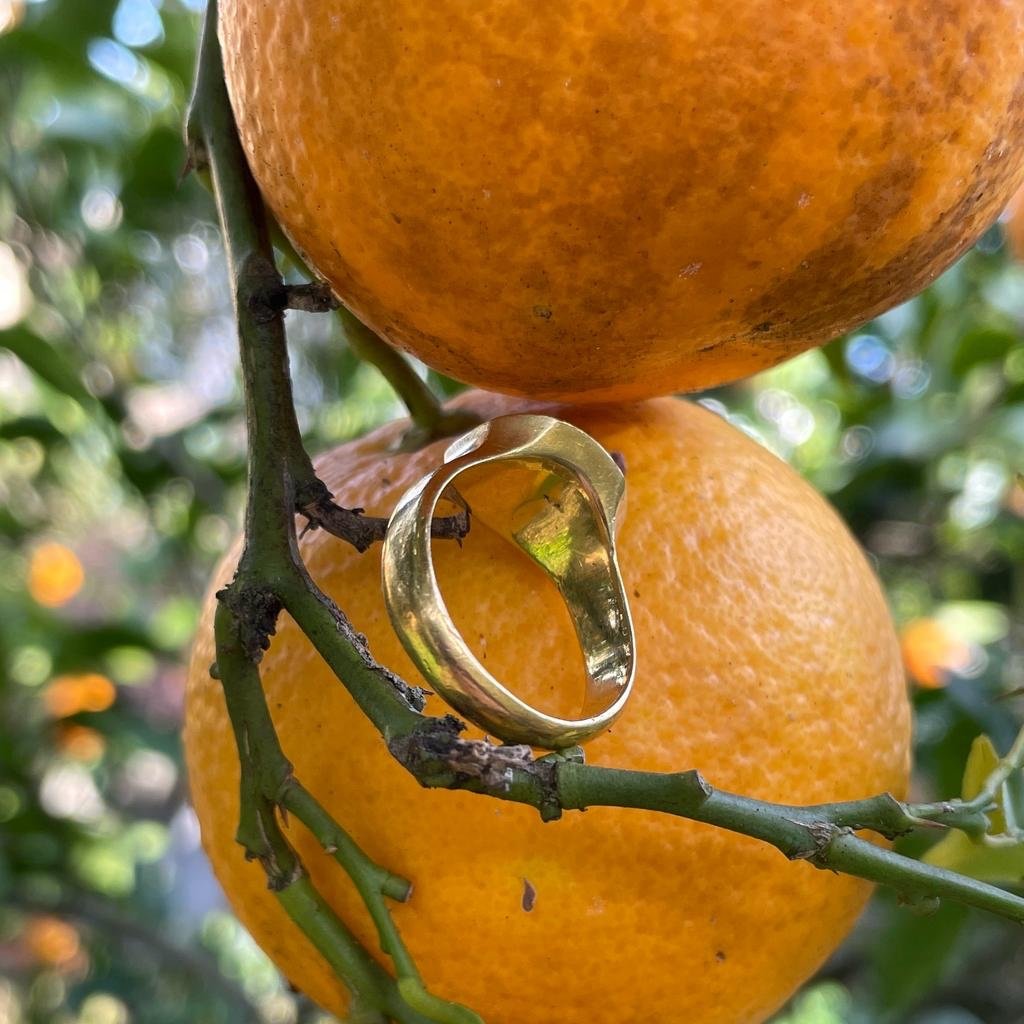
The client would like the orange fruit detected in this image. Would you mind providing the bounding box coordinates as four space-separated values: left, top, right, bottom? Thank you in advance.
900 618 971 690
23 916 80 968
27 542 84 607
55 723 107 763
43 673 117 718
219 0 1024 402
185 391 911 1024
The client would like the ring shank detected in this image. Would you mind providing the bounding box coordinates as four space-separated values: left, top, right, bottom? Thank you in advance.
382 415 635 749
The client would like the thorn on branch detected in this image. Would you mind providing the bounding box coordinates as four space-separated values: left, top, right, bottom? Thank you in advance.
238 253 288 325
179 152 199 184
280 281 340 313
897 891 942 916
273 771 299 808
236 794 303 892
298 483 471 554
240 274 339 320
182 122 210 178
262 857 305 893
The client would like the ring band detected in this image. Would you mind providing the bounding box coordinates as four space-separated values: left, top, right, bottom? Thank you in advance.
382 414 635 749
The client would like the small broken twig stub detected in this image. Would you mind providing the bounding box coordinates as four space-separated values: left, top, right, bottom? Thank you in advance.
217 581 282 662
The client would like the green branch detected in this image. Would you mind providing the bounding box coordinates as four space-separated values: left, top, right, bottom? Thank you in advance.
267 211 480 448
186 6 482 1022
336 307 481 450
280 580 1024 925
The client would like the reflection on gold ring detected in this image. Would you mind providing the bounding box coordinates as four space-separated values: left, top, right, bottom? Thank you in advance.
381 414 635 749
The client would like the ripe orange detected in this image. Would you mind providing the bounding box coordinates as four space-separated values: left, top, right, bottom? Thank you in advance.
219 0 1024 402
185 391 911 1024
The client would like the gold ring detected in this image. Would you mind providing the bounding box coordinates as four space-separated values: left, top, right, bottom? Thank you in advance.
382 414 635 749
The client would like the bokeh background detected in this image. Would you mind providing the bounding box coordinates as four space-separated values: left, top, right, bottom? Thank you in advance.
1 1 1023 1022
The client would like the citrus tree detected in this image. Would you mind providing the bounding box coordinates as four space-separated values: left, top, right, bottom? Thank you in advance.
2 2 1024 1023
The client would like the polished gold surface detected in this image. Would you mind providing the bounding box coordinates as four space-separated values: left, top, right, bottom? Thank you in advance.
381 414 635 749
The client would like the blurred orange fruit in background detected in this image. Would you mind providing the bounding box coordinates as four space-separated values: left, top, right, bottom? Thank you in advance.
23 917 80 969
900 618 972 690
43 674 117 719
28 543 84 608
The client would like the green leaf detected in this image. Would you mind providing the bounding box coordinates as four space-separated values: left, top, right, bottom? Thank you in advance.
960 734 1000 801
0 326 94 408
923 830 1024 882
921 733 1024 881
959 734 1007 835
951 325 1018 376
867 901 969 1017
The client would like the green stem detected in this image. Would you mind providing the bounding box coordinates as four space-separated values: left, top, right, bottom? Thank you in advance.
281 784 412 903
902 723 1024 836
268 218 478 446
213 602 399 1011
555 764 1024 922
279 778 486 1023
284 572 1024 924
337 307 481 448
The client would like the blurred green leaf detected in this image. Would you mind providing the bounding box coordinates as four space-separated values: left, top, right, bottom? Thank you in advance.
924 831 1024 882
774 982 851 1024
867 903 970 1017
923 735 1024 879
0 327 94 408
951 325 1018 377
937 603 1010 647
959 734 1006 833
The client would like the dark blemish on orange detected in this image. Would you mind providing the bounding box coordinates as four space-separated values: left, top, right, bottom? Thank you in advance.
522 878 537 912
741 154 922 335
965 26 983 58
